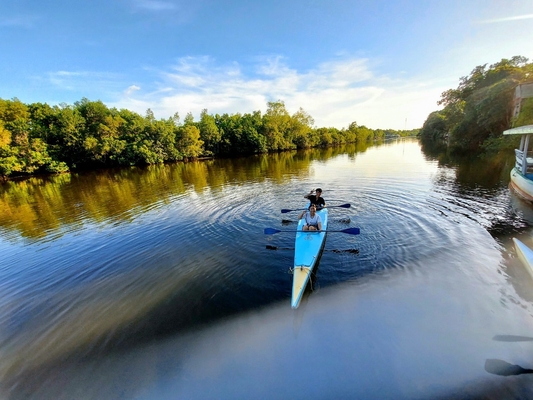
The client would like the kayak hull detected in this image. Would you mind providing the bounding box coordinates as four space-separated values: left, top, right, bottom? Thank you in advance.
513 238 533 279
291 207 328 308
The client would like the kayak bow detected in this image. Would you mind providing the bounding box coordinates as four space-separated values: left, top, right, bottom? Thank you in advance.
513 238 533 279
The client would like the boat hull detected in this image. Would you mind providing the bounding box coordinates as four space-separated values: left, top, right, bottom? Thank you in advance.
510 167 533 202
513 238 533 279
291 208 328 308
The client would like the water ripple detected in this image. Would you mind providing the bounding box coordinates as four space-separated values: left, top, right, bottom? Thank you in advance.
0 141 530 389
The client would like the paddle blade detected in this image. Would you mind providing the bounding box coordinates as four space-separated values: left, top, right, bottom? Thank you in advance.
342 227 360 235
337 203 351 208
332 248 359 254
264 228 281 234
281 209 292 213
266 245 293 251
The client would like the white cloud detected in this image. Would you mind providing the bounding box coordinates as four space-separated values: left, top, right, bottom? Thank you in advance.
0 15 38 28
46 70 123 93
132 0 178 11
256 56 295 77
125 85 141 96
478 13 533 24
126 0 200 24
111 56 448 130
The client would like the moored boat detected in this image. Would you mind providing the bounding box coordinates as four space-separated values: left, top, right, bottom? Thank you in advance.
504 125 533 202
291 207 328 308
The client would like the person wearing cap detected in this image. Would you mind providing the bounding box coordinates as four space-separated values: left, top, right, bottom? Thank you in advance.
304 188 326 209
298 203 322 231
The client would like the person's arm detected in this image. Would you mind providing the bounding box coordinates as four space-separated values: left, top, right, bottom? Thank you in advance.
299 211 306 220
304 189 314 199
317 215 322 230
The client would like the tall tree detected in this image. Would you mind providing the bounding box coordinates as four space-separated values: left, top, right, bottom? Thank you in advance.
262 100 292 151
177 124 203 158
419 111 447 142
198 109 221 155
431 56 533 153
290 107 314 148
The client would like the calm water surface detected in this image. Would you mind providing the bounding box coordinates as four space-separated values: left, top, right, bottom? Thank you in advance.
1 139 533 399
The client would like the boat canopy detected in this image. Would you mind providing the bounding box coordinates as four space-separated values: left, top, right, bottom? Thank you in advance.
503 125 533 135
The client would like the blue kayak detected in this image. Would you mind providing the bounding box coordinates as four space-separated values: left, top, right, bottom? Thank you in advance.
291 207 328 308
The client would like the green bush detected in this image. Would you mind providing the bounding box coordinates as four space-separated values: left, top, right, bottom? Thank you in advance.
514 98 533 127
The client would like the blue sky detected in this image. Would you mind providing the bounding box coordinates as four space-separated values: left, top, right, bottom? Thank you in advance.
1 0 532 130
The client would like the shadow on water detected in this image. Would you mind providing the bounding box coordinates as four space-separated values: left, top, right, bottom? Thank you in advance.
0 261 293 386
486 336 533 377
485 359 533 376
5 253 533 400
493 335 533 342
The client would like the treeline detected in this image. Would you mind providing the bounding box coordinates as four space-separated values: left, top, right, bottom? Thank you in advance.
419 56 533 154
0 98 417 178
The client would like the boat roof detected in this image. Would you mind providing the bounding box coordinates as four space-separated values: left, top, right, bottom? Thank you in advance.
503 125 533 135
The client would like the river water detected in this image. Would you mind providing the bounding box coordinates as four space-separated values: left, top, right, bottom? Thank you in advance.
1 139 533 399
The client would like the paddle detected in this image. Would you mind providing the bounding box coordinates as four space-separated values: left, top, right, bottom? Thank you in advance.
264 227 360 235
282 218 351 224
266 245 359 253
281 203 351 213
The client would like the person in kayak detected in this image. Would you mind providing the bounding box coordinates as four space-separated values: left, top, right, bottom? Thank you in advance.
298 204 323 231
304 188 326 209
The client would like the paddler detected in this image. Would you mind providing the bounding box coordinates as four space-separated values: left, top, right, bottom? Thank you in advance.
304 188 326 209
298 204 323 231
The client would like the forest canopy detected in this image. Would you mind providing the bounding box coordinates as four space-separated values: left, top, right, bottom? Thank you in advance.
0 98 417 179
418 56 533 154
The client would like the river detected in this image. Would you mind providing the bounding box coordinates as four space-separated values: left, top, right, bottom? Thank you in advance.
1 138 533 399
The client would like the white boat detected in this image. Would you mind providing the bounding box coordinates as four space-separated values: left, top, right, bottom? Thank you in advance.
291 207 328 308
504 125 533 201
512 237 533 278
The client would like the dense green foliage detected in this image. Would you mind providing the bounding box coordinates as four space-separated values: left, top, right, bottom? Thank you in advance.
514 97 533 127
0 98 417 178
419 56 533 154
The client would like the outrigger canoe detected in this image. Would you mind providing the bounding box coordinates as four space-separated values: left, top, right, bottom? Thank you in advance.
291 207 328 308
